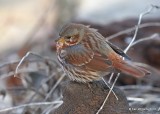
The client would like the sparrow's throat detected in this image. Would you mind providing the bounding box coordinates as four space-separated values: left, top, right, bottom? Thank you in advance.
56 37 65 50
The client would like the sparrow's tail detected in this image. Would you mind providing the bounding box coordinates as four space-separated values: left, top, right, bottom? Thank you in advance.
115 60 151 78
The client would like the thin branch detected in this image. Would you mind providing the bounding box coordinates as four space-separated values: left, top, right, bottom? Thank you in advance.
108 73 114 84
102 78 118 100
1 68 42 80
96 73 120 114
127 97 144 102
119 85 152 90
0 59 59 80
0 101 63 113
27 72 61 104
106 22 160 40
14 51 57 77
131 33 159 47
108 5 159 83
44 73 65 101
106 33 159 84
15 52 39 77
120 85 160 93
0 59 44 69
42 103 63 114
96 5 159 114
124 6 154 53
42 97 63 114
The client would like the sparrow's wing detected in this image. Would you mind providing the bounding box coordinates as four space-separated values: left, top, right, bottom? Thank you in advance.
65 44 94 66
65 44 113 71
84 52 113 71
106 41 131 60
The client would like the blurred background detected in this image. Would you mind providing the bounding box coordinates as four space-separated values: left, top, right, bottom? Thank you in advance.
0 0 160 114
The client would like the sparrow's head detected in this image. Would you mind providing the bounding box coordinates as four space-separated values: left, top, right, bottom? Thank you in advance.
56 23 86 50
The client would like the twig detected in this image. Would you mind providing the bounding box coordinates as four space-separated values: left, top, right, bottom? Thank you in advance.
1 68 42 80
96 73 119 114
119 85 152 90
151 4 160 9
0 59 59 79
102 78 118 100
108 73 114 84
42 103 62 114
33 73 64 112
131 96 160 105
131 33 159 47
0 57 58 71
127 97 144 102
106 22 160 40
28 87 46 98
107 5 159 83
96 5 159 114
41 97 62 114
14 51 57 78
15 52 34 77
44 73 65 101
27 74 56 103
120 85 160 93
124 6 154 53
0 101 63 113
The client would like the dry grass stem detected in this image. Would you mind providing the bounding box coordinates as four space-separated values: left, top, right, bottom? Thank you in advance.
102 78 119 100
96 73 120 114
44 73 65 101
14 51 57 77
0 101 63 113
131 33 159 47
106 22 160 40
108 73 114 84
96 5 159 114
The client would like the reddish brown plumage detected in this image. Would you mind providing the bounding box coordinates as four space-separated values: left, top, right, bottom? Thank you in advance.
56 23 150 83
108 51 150 77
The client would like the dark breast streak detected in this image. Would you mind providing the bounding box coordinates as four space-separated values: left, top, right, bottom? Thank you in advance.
57 30 114 83
57 47 111 82
59 59 109 83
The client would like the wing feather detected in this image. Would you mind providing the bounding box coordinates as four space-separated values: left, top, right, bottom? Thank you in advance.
64 44 113 72
65 44 94 66
106 41 131 60
85 52 113 71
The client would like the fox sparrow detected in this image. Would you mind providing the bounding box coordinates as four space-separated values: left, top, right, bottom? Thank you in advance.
56 23 150 83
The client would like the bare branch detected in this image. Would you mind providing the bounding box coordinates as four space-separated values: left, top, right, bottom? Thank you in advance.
0 101 63 113
96 73 120 114
97 5 159 114
1 68 42 80
102 78 118 100
44 73 65 101
14 51 57 77
124 5 155 53
131 33 159 47
108 73 114 84
14 52 31 77
41 97 63 114
127 97 144 102
106 22 160 40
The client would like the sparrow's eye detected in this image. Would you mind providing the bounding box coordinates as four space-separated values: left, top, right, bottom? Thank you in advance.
65 36 72 40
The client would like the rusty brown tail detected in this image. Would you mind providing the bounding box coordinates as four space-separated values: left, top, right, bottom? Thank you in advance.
115 60 151 78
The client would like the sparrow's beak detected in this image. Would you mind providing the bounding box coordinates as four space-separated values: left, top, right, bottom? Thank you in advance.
55 37 65 50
